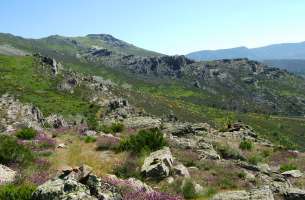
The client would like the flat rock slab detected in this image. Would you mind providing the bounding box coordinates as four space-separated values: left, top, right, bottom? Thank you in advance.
0 164 17 185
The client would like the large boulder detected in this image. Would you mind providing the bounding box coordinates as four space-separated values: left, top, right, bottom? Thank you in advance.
197 140 220 160
32 165 122 200
284 188 305 200
281 170 303 178
212 186 274 200
141 147 174 179
0 164 17 185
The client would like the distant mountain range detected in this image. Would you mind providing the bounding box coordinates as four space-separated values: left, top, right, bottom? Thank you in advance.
186 42 305 60
186 42 305 75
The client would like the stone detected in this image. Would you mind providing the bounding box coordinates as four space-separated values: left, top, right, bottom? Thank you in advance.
0 164 17 185
141 147 174 179
197 140 220 160
84 130 97 136
0 94 45 131
212 186 274 200
173 164 190 177
123 116 162 129
257 163 271 174
194 183 204 194
166 177 174 184
57 143 66 148
281 170 303 178
32 165 122 200
284 188 305 200
46 114 68 129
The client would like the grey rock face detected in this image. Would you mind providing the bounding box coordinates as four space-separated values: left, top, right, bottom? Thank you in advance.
46 114 68 129
0 94 45 131
281 170 303 178
284 188 305 200
141 147 174 179
0 164 17 185
212 186 274 200
32 165 122 200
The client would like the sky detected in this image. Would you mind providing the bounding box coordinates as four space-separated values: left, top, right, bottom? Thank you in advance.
1 0 305 55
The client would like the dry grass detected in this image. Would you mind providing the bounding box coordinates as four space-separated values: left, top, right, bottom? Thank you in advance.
48 133 127 177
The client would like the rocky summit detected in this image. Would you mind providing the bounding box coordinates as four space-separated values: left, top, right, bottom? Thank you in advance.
0 31 305 200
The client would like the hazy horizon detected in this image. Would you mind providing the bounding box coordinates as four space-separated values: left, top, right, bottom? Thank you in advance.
1 0 305 55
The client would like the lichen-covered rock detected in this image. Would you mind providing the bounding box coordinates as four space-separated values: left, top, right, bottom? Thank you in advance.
32 165 122 200
46 114 68 129
141 147 174 179
173 164 190 177
0 164 17 185
284 188 305 200
281 170 303 178
212 186 274 200
123 116 162 129
0 94 44 131
32 178 95 200
197 140 220 160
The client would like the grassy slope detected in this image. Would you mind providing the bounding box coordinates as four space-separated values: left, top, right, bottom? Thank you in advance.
0 33 305 150
0 54 94 117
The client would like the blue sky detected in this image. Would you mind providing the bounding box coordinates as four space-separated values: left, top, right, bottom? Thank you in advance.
1 0 305 55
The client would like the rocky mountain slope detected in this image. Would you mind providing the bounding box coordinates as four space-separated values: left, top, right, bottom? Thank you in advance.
0 54 304 200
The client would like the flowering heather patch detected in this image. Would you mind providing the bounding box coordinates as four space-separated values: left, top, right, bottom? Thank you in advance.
104 177 183 200
96 134 121 150
29 171 50 185
35 133 56 149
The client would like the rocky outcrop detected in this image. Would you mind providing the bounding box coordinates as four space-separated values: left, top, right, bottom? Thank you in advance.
0 94 45 131
0 164 17 185
163 122 208 136
46 114 68 129
32 165 122 200
284 188 305 200
212 186 274 200
281 170 303 178
141 147 174 179
34 53 61 75
123 116 162 129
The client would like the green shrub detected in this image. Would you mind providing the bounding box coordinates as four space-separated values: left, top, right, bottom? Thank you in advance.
16 128 37 140
181 179 198 199
248 154 263 165
100 123 124 134
239 139 254 150
217 177 236 189
237 171 246 179
0 184 36 200
119 128 167 153
110 123 124 133
84 136 96 143
214 143 245 160
0 135 34 165
280 163 297 172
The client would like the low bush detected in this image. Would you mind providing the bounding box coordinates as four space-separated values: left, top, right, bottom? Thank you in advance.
16 128 37 140
0 135 34 165
214 143 245 161
110 123 124 133
181 179 199 199
239 139 254 151
118 128 167 153
248 154 264 165
217 177 236 189
101 123 125 134
280 163 297 172
0 184 36 200
84 136 96 143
